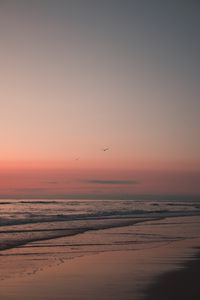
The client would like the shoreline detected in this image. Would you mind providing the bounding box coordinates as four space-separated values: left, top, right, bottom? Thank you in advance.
1 236 200 299
1 216 200 299
143 248 200 300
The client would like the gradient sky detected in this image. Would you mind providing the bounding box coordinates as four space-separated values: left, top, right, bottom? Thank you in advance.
0 1 200 197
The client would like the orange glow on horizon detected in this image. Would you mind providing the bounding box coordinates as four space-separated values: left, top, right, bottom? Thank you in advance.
0 162 200 197
1 157 200 172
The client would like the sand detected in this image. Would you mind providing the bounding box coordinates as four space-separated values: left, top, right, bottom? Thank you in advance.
0 237 200 300
143 249 200 300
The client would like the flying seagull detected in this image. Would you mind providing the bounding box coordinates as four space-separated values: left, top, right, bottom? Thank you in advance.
102 147 109 152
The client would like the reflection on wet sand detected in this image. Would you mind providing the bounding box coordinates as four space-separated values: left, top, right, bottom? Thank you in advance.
0 216 200 300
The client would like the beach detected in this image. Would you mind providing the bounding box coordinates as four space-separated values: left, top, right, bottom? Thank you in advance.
1 214 200 300
1 1 200 299
143 248 200 300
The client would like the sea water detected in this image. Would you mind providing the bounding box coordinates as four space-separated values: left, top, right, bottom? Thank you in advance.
0 197 200 280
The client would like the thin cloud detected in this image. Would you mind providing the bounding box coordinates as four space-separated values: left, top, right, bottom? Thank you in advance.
81 179 140 185
12 188 49 193
44 181 59 185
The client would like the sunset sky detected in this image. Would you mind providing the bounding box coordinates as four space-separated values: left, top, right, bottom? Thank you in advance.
0 1 199 197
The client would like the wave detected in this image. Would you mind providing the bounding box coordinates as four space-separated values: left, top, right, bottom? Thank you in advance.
1 198 200 253
19 200 64 204
1 212 200 252
0 217 162 251
0 200 63 205
1 208 200 228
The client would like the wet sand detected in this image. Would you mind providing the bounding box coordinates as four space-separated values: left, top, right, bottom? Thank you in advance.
143 249 200 300
0 237 200 300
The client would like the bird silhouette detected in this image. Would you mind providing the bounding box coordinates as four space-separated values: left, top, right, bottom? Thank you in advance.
102 147 109 152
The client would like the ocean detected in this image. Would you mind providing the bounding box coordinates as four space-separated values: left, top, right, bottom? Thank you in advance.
0 198 200 280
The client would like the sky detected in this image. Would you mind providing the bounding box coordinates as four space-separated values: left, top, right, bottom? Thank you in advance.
0 1 200 197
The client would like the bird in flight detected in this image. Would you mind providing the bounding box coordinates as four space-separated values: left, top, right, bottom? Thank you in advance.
102 147 109 152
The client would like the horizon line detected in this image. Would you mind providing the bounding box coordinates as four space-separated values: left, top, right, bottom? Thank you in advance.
0 193 199 201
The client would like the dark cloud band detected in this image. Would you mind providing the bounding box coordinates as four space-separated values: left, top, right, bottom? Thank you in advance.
82 179 140 185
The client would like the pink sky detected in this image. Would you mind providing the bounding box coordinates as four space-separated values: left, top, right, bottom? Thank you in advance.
0 2 199 197
0 166 199 198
